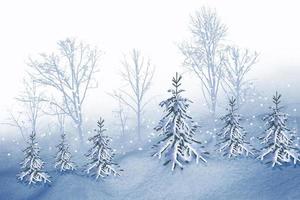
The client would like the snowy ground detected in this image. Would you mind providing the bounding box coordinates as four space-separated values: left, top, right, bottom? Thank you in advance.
1 144 300 200
1 112 300 200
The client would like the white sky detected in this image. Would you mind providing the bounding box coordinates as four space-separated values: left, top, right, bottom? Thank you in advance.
0 0 300 119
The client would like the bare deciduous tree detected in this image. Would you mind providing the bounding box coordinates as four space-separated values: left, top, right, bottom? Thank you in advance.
223 46 258 107
112 93 128 137
180 7 227 116
28 38 100 143
16 79 44 135
1 110 26 140
1 79 43 139
113 49 154 140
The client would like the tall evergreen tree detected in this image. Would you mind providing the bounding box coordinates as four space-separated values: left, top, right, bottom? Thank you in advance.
153 73 208 171
84 118 120 179
217 97 254 157
55 133 76 172
17 132 51 185
259 92 300 167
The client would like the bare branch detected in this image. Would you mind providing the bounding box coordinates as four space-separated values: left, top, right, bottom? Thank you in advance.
117 49 155 139
28 38 100 142
180 7 227 115
222 46 258 106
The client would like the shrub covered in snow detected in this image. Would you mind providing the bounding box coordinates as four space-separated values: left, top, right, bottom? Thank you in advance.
217 97 255 157
17 132 51 185
55 133 76 172
258 92 300 167
153 73 208 171
84 117 120 179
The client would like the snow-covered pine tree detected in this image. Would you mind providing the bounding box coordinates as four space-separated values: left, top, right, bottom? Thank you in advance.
84 117 120 179
217 97 254 157
17 131 51 185
55 133 76 172
153 72 208 171
259 92 300 167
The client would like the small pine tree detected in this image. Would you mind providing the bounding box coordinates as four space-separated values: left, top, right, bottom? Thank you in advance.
17 132 51 185
259 92 300 167
84 118 120 179
153 72 208 171
217 97 254 157
55 133 76 172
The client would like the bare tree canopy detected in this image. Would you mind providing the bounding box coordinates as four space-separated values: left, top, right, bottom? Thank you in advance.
112 49 154 140
0 78 44 140
180 7 227 116
223 46 258 106
16 79 44 135
28 38 100 142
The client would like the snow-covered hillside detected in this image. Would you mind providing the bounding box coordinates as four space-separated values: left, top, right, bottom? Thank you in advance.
1 142 300 200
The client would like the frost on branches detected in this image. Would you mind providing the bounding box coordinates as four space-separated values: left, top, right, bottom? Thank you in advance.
152 72 208 171
55 133 76 172
84 118 120 179
217 97 254 158
259 92 300 167
17 132 51 185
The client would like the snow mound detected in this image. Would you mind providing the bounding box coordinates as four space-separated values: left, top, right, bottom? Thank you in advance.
1 149 300 200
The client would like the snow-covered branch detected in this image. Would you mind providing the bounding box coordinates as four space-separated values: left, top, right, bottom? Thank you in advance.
17 132 51 185
258 92 300 167
217 97 255 157
153 73 208 171
84 118 120 179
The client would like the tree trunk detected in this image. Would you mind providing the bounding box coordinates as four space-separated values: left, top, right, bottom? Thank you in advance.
77 120 84 144
137 103 141 141
236 83 241 108
211 94 217 118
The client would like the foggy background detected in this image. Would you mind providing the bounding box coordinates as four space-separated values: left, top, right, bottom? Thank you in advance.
0 0 300 136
